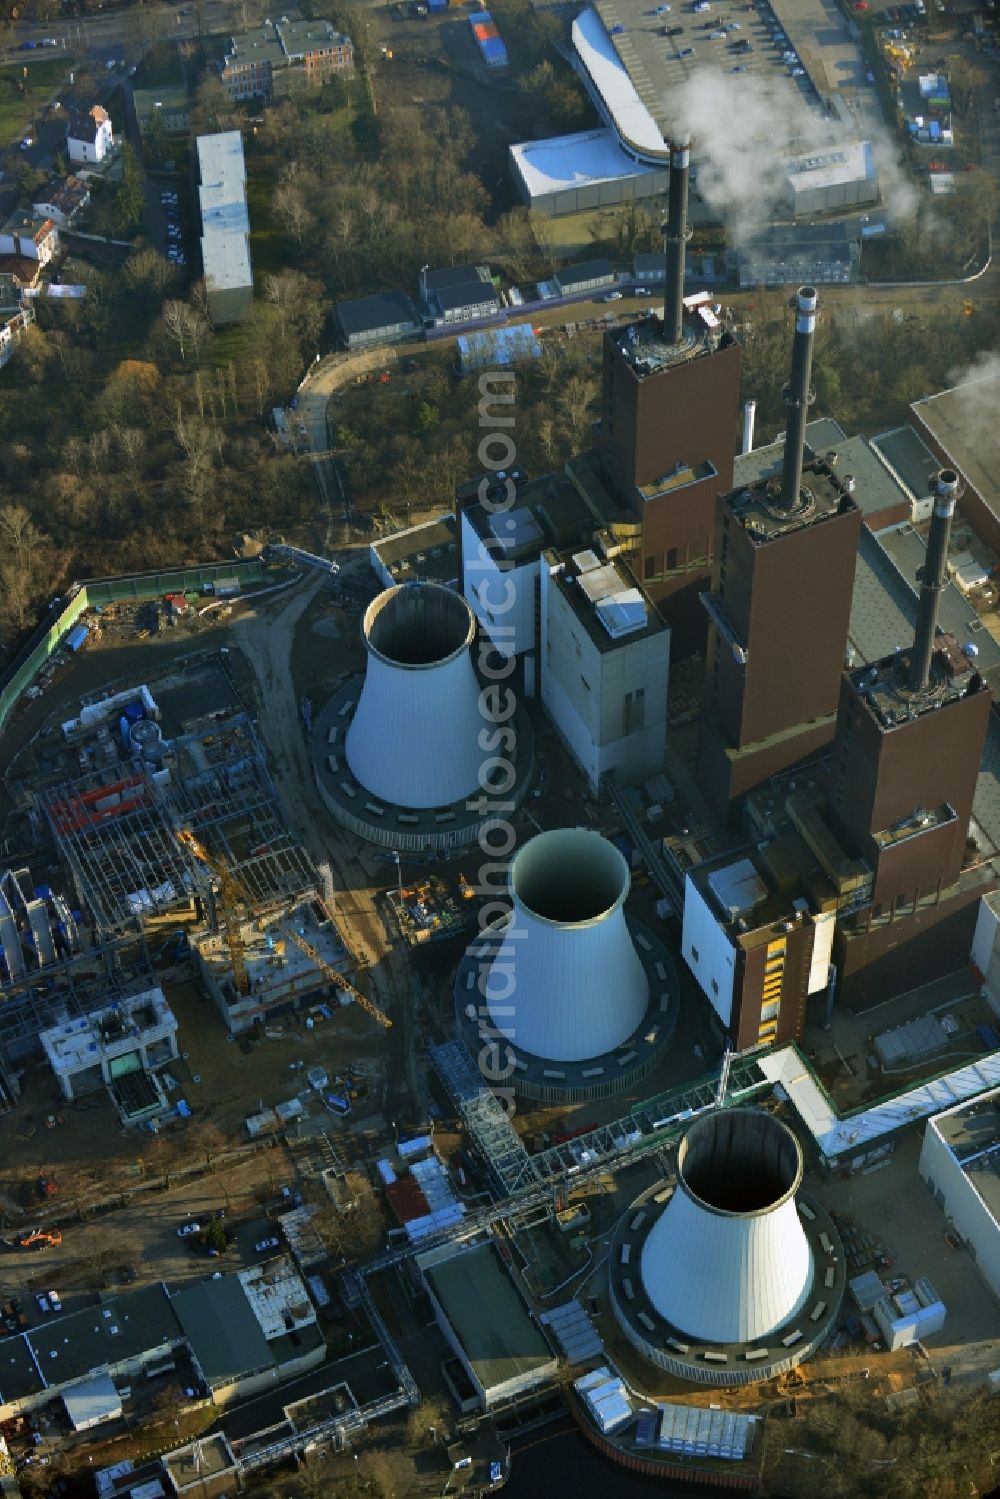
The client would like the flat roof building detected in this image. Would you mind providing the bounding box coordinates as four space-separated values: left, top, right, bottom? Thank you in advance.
918 1088 1000 1299
509 128 669 217
196 132 252 325
911 374 1000 555
220 13 353 101
370 515 458 589
334 289 420 350
418 1240 558 1406
40 986 179 1101
784 143 878 217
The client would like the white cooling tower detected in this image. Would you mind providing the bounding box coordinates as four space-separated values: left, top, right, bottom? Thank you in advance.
640 1110 813 1345
346 583 485 809
483 828 649 1062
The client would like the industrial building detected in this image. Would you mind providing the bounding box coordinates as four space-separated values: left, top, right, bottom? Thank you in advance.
509 129 670 218
40 986 179 1102
918 1088 1000 1299
594 142 742 654
610 1110 845 1384
313 582 533 852
453 828 678 1101
417 1239 558 1407
191 893 348 1034
784 144 878 218
369 514 458 589
699 289 861 819
827 472 993 1003
682 846 838 1051
737 223 861 289
540 546 669 794
551 259 617 297
911 373 1000 555
196 132 253 326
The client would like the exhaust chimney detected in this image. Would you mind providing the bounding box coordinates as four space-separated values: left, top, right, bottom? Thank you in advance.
663 135 691 344
909 468 961 692
779 286 817 510
742 398 757 456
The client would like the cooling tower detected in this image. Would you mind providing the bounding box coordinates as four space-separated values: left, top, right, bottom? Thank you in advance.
641 1110 812 1344
482 829 650 1063
345 583 485 809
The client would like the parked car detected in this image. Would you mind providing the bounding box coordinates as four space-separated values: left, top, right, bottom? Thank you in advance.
19 138 33 151
603 290 623 302
35 1294 50 1314
42 37 58 46
254 1236 280 1254
177 1222 201 1238
46 1290 62 1313
634 286 651 296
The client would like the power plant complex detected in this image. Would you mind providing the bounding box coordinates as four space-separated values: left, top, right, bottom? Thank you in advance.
3 111 1000 1497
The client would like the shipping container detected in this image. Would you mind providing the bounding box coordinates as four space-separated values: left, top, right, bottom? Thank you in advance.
66 623 90 653
480 35 508 63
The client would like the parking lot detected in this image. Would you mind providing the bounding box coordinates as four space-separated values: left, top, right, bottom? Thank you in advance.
812 1130 1000 1386
157 182 188 271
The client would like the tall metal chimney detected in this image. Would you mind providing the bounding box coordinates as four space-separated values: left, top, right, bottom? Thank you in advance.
742 399 757 456
909 468 961 692
663 135 691 344
779 286 817 509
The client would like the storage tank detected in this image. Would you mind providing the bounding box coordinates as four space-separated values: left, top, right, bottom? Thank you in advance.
345 583 486 809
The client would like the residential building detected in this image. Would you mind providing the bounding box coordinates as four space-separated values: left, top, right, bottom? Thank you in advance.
0 212 58 267
196 131 252 325
132 87 191 136
0 282 34 371
334 289 420 350
31 176 90 229
220 13 353 102
66 105 113 165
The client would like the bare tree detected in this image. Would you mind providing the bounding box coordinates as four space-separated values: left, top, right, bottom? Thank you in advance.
162 300 197 361
274 176 314 247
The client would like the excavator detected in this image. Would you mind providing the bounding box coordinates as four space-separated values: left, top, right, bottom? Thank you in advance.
176 828 391 1029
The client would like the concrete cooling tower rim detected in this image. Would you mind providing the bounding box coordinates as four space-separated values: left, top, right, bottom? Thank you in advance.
676 1109 804 1219
509 828 629 928
453 914 680 1103
609 1114 846 1387
361 583 477 670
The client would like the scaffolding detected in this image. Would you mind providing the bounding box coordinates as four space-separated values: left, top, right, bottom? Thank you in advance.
432 1041 540 1196
43 714 320 938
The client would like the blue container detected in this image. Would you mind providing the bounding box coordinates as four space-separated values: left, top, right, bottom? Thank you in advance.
124 700 144 724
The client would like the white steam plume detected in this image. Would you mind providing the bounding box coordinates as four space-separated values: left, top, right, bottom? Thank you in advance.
657 69 917 245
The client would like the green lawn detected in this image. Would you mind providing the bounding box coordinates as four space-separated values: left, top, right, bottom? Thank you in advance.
244 163 287 278
0 55 79 144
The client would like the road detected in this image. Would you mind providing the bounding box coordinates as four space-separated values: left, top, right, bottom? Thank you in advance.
0 1151 285 1326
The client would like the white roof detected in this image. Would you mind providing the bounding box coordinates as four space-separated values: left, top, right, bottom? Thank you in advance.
785 141 875 192
760 1044 1000 1161
197 131 252 294
511 127 662 199
63 1374 123 1431
572 8 666 160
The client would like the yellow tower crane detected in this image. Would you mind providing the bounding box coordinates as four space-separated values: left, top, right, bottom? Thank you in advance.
176 828 391 1028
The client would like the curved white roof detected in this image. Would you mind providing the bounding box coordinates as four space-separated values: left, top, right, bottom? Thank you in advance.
572 8 667 163
483 829 649 1062
511 127 663 200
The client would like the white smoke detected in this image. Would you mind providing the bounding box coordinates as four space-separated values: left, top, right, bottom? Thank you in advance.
943 351 1000 450
657 68 917 245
